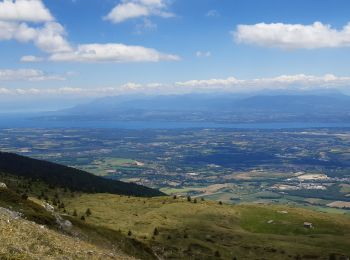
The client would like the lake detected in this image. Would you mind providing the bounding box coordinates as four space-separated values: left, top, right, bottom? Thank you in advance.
1 115 350 129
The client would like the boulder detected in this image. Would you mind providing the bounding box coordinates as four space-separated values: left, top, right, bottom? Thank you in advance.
0 182 7 189
43 202 54 212
61 219 72 230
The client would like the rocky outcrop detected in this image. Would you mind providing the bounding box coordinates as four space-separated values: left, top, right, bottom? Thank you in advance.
42 202 54 212
0 207 21 220
55 213 72 231
0 206 134 259
42 202 72 231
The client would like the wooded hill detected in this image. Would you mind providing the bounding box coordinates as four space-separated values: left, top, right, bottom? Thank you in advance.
0 152 163 197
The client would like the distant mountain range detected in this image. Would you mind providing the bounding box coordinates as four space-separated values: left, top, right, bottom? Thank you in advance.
0 152 163 197
49 91 350 123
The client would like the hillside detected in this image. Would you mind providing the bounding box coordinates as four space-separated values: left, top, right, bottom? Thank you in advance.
64 193 350 259
0 154 349 259
0 206 134 260
0 152 163 197
2 183 350 259
0 182 157 260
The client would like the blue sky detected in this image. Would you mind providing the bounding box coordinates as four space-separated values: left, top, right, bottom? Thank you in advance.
1 0 350 110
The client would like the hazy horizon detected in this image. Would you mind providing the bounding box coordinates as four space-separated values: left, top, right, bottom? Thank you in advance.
1 0 350 112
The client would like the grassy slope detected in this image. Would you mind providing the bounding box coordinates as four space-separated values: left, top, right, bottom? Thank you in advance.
0 187 156 260
0 207 134 260
0 188 57 227
65 194 350 259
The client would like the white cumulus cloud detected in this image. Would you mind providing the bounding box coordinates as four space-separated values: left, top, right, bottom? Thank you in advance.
48 43 180 62
33 22 72 53
0 0 179 63
104 0 174 23
0 0 72 54
234 22 350 49
0 21 72 53
0 0 53 23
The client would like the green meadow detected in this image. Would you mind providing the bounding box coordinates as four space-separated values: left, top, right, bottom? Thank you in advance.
64 193 350 259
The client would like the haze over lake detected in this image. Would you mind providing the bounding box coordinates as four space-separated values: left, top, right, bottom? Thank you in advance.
1 114 350 129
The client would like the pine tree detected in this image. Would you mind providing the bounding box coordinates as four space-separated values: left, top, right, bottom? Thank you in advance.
85 208 92 216
59 202 65 209
153 227 159 236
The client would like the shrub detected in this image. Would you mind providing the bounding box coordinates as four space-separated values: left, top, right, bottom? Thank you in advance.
329 254 336 260
153 228 159 236
85 208 92 216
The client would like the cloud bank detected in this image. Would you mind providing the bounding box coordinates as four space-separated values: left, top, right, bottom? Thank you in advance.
1 74 349 97
234 22 350 49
